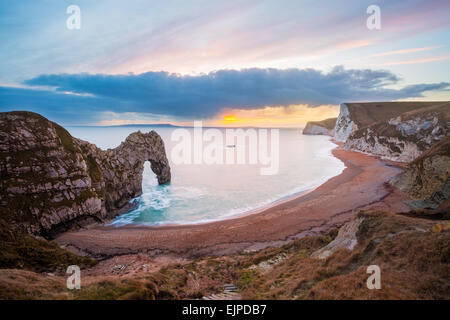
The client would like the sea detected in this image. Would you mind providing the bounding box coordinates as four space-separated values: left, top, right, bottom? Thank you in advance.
66 126 345 226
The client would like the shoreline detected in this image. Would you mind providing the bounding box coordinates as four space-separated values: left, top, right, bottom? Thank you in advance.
104 139 345 228
110 137 344 228
56 144 412 260
112 185 318 229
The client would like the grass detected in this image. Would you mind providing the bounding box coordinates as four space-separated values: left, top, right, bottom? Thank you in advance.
0 210 448 300
54 124 79 154
86 155 102 183
307 117 337 130
73 279 159 300
345 102 445 128
0 219 97 273
237 270 258 288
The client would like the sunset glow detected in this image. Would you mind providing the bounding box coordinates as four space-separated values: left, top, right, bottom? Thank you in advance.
222 115 237 123
97 104 340 128
211 105 340 128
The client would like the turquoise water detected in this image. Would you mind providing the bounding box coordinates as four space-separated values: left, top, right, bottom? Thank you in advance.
66 126 345 226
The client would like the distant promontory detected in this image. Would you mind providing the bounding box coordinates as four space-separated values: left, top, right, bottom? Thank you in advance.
303 118 337 136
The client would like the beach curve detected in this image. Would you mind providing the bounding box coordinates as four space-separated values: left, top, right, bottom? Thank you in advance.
55 143 412 259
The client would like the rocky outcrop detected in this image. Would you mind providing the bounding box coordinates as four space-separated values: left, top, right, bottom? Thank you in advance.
0 111 170 237
76 131 171 215
391 135 450 209
311 217 363 259
334 102 450 162
303 118 336 136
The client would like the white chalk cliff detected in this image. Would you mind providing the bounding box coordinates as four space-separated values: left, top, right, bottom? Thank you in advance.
334 104 358 142
334 102 450 162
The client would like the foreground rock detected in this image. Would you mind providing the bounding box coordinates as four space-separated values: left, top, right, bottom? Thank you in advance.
0 111 171 237
311 217 363 259
302 118 337 136
335 102 450 162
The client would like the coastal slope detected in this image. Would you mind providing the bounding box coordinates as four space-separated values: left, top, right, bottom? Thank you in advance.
2 210 448 300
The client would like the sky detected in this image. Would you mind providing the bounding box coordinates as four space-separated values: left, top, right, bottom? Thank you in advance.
0 0 449 127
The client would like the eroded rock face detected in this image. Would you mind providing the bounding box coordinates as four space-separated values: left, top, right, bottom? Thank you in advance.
344 111 449 162
335 102 450 162
0 111 171 237
391 136 450 209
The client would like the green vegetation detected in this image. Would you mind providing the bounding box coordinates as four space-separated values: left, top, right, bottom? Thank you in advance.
74 268 187 300
86 155 102 182
73 279 160 300
54 125 79 153
0 219 97 273
237 270 258 288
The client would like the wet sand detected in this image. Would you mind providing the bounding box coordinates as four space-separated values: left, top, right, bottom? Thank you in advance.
56 144 411 259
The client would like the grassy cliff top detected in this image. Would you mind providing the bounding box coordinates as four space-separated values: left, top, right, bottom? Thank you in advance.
344 101 450 128
306 117 337 130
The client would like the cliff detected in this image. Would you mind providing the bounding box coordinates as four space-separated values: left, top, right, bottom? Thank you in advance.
334 102 440 142
334 102 450 162
391 135 450 210
0 111 171 238
302 117 337 136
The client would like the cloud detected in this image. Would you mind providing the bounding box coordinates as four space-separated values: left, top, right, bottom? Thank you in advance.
369 46 440 58
0 66 449 124
2 1 450 84
380 55 450 66
0 86 116 124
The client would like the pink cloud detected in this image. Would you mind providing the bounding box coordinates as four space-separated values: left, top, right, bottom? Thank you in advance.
381 55 450 66
370 46 441 57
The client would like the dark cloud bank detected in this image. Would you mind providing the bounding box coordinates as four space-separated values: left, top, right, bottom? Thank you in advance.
0 66 448 124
